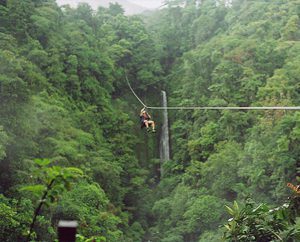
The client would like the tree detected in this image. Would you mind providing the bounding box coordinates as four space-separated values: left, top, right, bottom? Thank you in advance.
20 159 83 241
108 3 124 16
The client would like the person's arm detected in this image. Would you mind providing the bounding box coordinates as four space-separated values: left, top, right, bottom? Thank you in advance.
140 109 143 116
140 107 146 116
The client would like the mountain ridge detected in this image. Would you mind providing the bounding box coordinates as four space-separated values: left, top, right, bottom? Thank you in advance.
56 0 149 15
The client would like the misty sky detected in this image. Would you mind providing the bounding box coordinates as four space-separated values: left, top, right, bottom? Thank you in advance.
130 0 164 9
56 0 164 9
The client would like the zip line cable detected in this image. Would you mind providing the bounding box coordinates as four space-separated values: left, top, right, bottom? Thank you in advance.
125 75 147 107
125 76 300 111
125 2 300 111
147 106 300 110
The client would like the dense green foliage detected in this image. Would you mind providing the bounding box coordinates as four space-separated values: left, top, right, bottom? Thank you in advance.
223 193 300 241
1 0 300 241
0 1 160 241
144 0 300 241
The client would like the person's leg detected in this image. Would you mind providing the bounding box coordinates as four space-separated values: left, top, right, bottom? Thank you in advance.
144 121 151 131
148 121 155 131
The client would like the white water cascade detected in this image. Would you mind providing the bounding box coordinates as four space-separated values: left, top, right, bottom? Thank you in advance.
160 91 170 164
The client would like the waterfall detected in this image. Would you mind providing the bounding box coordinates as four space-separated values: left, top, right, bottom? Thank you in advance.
160 91 170 164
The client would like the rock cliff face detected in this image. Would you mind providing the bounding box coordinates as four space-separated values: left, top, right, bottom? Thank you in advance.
56 0 149 15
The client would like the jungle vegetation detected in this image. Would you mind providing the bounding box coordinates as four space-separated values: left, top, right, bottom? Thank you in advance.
0 0 300 241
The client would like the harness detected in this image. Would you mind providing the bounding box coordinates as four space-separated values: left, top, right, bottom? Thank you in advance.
140 113 150 128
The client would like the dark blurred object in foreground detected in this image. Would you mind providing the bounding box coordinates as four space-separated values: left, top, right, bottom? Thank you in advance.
58 220 78 242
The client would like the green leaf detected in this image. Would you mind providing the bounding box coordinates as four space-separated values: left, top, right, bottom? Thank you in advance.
225 205 235 216
225 224 231 231
34 159 51 167
233 201 239 212
63 167 84 178
20 185 46 193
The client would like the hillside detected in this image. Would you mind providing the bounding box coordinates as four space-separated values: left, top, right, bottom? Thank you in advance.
56 0 148 14
144 0 300 240
0 0 300 241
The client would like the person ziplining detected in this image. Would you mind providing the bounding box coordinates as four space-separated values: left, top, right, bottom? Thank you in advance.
126 75 300 111
125 75 300 133
140 107 156 133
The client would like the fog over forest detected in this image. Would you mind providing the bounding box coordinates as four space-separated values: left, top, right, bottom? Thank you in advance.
1 0 300 241
57 0 164 11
